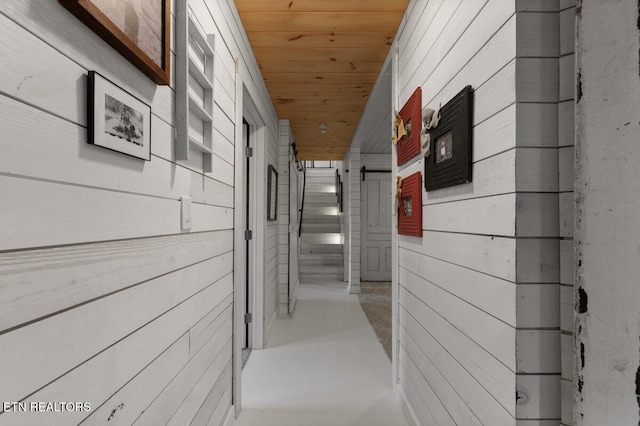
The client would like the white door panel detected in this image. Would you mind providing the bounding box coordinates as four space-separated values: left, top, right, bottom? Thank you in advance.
361 173 392 281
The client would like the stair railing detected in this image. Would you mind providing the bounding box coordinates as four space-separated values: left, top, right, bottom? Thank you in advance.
298 163 306 238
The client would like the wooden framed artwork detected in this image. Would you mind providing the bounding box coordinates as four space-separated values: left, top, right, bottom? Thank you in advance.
397 87 422 166
425 86 473 191
60 0 171 85
398 172 423 237
267 165 278 221
88 71 151 160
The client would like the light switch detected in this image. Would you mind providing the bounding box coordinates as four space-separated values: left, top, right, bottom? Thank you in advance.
181 196 192 231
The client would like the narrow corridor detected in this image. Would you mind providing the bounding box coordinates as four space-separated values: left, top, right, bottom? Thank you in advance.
234 281 408 426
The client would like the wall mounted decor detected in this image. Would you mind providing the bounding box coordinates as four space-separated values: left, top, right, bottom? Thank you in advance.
397 172 423 237
396 87 422 166
425 86 473 191
267 165 278 220
175 2 215 171
335 170 343 213
88 71 151 160
60 0 171 85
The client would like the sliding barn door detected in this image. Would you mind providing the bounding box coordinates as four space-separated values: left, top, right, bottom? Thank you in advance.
361 173 392 281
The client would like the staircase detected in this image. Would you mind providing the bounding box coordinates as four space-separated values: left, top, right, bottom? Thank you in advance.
299 168 344 282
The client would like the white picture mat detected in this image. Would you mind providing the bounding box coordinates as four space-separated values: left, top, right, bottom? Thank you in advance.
92 72 151 160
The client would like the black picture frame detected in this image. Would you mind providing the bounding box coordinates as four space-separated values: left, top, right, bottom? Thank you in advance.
267 165 278 220
335 170 343 213
425 85 473 191
88 71 152 160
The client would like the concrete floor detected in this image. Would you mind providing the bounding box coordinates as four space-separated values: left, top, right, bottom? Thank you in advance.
234 281 408 426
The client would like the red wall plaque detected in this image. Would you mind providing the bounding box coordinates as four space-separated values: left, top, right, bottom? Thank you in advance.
398 172 423 237
397 87 422 166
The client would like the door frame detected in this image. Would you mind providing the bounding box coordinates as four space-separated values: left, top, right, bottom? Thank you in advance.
390 48 400 387
288 145 301 314
233 71 266 417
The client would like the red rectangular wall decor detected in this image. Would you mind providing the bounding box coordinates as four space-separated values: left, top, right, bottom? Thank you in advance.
398 172 423 237
396 87 422 166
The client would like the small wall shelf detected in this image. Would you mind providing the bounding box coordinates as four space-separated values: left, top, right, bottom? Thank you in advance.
176 2 215 172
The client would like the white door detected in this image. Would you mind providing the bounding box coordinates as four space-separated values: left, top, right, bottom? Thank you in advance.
361 173 392 281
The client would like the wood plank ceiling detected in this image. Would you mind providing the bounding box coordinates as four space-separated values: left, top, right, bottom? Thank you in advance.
234 0 409 160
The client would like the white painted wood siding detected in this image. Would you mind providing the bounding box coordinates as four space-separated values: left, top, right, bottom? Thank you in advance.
276 120 301 317
347 147 361 293
264 121 280 344
573 0 640 424
0 0 279 424
276 121 291 318
557 3 576 425
392 1 563 424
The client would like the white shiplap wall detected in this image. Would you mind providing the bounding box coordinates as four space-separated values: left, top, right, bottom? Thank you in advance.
264 120 279 344
393 0 563 424
277 121 291 317
275 120 302 317
347 146 361 294
0 0 279 424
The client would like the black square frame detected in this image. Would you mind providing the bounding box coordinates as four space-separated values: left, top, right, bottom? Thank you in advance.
425 85 473 191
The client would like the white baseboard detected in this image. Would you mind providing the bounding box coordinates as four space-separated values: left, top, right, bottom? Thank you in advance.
399 384 420 426
222 404 235 426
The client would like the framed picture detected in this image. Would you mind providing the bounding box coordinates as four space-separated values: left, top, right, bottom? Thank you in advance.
267 165 278 221
425 86 473 191
335 170 343 213
88 71 151 160
398 172 423 237
60 0 170 85
397 87 422 166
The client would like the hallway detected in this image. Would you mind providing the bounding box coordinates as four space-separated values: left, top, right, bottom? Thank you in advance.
235 282 408 426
